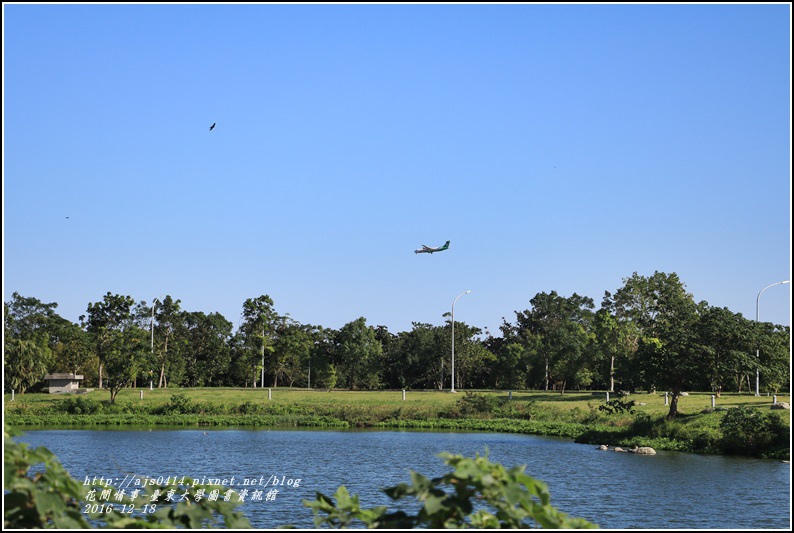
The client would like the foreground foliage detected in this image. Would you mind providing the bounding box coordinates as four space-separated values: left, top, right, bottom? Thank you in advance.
305 451 597 528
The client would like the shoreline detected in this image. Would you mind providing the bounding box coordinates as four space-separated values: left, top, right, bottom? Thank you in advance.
5 388 790 460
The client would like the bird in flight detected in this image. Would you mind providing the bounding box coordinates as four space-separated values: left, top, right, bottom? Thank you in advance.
209 122 216 131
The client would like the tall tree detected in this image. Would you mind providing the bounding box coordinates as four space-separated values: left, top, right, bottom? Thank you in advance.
395 323 448 390
4 337 52 394
442 315 493 390
80 292 138 402
511 292 594 392
3 294 62 392
152 295 184 388
592 303 639 393
182 311 233 387
103 325 149 402
334 317 383 390
697 306 754 397
49 321 93 379
270 317 313 387
82 293 135 390
610 272 706 418
4 292 60 341
240 295 279 387
308 326 338 389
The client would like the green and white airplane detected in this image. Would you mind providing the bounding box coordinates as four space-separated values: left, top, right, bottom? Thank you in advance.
415 240 450 254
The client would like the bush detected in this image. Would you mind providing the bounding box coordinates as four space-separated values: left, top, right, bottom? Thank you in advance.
719 407 788 457
158 393 194 415
598 392 636 416
452 392 502 417
60 396 101 415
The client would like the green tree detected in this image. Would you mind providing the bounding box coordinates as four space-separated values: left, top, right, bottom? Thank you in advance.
610 272 706 417
755 322 790 394
240 295 279 387
511 292 594 392
4 292 60 342
82 293 136 390
182 311 233 387
697 306 754 396
3 293 69 392
394 323 448 390
103 325 149 403
375 326 403 389
308 326 338 389
151 295 185 388
492 315 542 390
270 318 313 387
334 317 383 390
3 338 52 394
592 304 639 393
48 321 93 380
442 316 494 390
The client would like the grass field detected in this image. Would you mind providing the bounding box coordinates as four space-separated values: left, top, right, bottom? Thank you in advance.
4 386 789 414
4 387 790 458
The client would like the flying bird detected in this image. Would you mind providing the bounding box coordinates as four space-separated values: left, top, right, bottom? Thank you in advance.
209 122 216 131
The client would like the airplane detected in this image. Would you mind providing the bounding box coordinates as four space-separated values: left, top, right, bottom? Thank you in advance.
415 240 450 254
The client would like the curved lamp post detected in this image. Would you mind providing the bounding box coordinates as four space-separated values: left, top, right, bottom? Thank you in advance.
451 290 471 393
755 280 790 396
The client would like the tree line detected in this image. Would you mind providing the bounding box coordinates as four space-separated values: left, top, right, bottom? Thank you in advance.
4 271 790 417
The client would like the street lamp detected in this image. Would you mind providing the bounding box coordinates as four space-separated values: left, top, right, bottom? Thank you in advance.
451 290 471 393
755 280 790 396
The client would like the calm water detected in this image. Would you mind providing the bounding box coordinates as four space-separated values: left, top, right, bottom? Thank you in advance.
15 428 791 529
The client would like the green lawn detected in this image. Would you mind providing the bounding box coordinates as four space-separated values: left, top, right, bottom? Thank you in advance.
5 387 788 416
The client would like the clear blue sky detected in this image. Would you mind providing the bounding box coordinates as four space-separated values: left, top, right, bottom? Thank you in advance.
3 3 791 335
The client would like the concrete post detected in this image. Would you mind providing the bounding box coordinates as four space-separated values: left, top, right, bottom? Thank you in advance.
268 388 272 400
11 390 14 402
664 392 669 406
140 390 144 400
508 391 512 401
711 395 715 408
402 390 406 401
606 392 610 402
773 395 777 405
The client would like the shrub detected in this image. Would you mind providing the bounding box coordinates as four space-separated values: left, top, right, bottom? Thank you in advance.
158 393 194 415
60 396 101 415
598 392 636 416
453 392 501 417
719 407 788 457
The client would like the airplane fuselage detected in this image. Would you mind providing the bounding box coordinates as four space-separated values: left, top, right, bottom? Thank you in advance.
414 241 450 254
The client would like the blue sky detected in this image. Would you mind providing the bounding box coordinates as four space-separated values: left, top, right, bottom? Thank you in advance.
3 3 791 335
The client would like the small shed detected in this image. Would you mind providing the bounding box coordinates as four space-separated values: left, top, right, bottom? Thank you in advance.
45 373 85 394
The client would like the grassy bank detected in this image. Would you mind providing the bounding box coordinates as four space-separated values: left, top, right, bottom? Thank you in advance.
4 388 790 459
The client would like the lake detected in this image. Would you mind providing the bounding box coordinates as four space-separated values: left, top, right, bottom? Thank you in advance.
14 428 791 529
